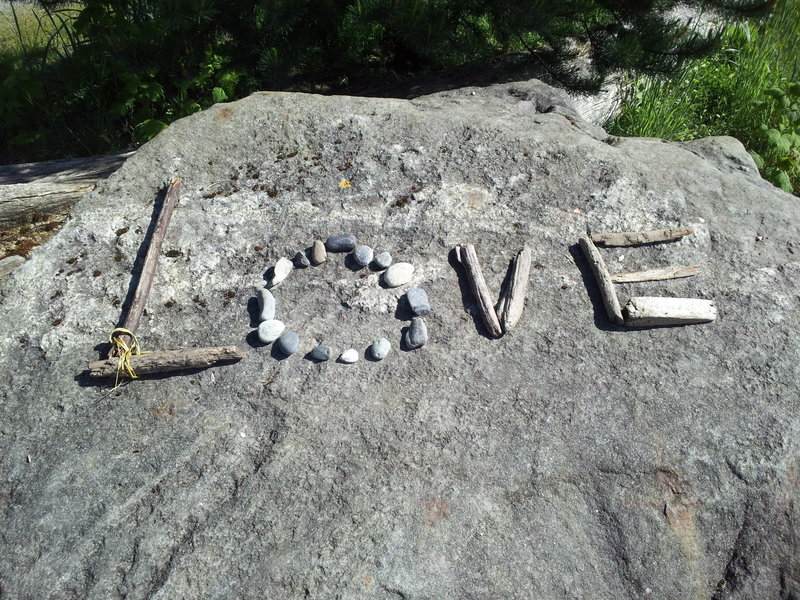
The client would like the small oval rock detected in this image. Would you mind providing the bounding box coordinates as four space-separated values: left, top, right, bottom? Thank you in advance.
270 257 293 286
406 287 431 316
370 338 391 361
257 288 276 321
276 331 300 355
404 317 428 349
311 240 327 265
339 348 359 363
373 251 392 269
325 234 357 252
383 262 414 287
310 345 334 361
258 319 285 343
353 245 373 267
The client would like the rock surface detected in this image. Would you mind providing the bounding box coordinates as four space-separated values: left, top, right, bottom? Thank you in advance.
0 79 799 600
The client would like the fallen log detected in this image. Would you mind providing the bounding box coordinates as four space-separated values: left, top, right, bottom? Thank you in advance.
88 346 245 378
591 226 694 247
623 296 717 327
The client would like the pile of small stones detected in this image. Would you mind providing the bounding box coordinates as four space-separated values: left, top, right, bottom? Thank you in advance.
252 234 429 363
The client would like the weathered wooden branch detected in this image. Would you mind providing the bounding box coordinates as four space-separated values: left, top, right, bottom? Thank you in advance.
111 178 182 356
623 297 717 327
591 226 694 247
455 244 503 337
611 264 700 283
88 346 245 378
0 151 134 230
495 247 532 332
578 236 624 325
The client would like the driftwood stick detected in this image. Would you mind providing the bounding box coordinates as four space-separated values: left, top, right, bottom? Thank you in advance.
611 264 700 283
455 244 503 337
111 178 182 356
89 346 245 378
591 226 694 247
495 247 532 332
622 297 717 327
579 236 624 325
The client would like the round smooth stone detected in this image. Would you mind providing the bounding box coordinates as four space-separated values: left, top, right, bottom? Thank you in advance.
310 344 334 361
270 257 293 286
404 317 428 349
373 251 392 269
325 234 357 252
258 319 285 344
311 240 327 265
406 287 431 316
257 288 276 321
370 338 391 361
353 245 373 267
383 262 414 287
293 251 310 268
276 331 300 355
339 348 359 363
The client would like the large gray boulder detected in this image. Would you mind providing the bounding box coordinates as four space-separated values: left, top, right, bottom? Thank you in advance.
1 80 798 600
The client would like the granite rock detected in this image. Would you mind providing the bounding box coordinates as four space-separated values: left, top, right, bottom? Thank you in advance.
383 262 414 287
0 79 798 600
405 287 431 316
325 234 357 252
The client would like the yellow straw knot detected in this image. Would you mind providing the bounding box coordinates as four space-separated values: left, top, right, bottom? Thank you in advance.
109 328 144 387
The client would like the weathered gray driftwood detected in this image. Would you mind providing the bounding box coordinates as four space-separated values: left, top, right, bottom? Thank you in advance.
611 264 700 283
88 346 245 378
579 236 624 325
623 296 717 327
455 244 503 337
0 151 134 230
0 255 25 279
591 226 694 247
495 247 532 332
111 178 182 356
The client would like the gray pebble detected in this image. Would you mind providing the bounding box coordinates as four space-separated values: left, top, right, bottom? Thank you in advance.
373 251 392 269
325 234 357 252
310 345 334 361
257 288 276 321
258 319 285 343
404 317 428 349
276 331 300 355
406 287 431 316
370 338 391 360
353 245 373 267
293 251 310 268
311 240 327 265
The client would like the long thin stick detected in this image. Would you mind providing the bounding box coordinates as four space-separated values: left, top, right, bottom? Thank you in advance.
110 178 182 356
89 346 244 378
496 247 532 332
455 244 503 337
579 236 624 325
591 226 694 247
611 264 700 283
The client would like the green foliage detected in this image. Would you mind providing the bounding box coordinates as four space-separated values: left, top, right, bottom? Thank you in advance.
607 0 800 194
0 0 775 162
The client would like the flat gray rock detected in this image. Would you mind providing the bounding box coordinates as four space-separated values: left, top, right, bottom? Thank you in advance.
276 331 299 355
373 250 392 269
406 287 431 316
0 79 798 600
310 344 333 361
0 255 25 278
404 316 428 349
325 233 357 252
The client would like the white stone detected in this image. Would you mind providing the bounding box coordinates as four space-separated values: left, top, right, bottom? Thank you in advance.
339 348 359 363
383 262 414 287
257 288 276 321
270 257 293 286
258 319 285 343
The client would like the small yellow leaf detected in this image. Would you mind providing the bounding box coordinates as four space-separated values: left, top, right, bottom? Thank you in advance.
339 179 352 189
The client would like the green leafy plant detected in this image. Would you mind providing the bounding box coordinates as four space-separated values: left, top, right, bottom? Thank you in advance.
750 82 800 192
